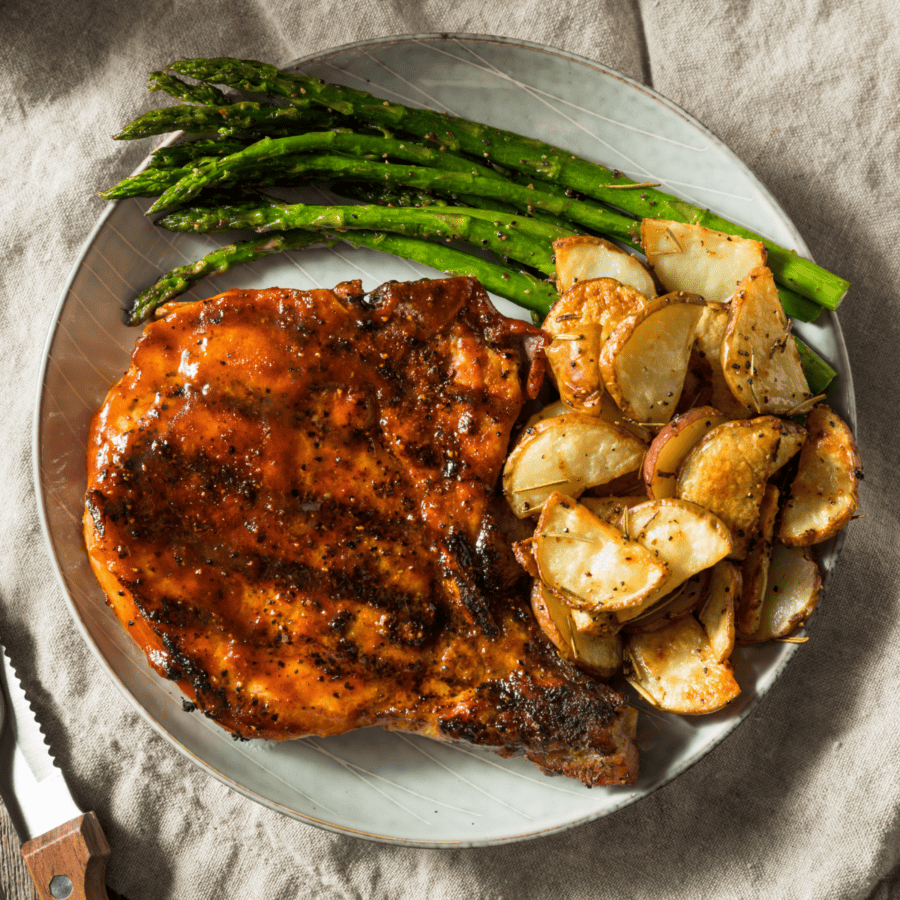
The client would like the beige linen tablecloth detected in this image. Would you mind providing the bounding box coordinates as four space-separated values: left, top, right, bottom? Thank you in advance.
1 1 898 897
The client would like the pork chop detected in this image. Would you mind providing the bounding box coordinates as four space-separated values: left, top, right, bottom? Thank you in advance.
84 277 638 786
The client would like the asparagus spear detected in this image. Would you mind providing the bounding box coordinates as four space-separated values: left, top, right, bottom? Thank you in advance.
167 57 848 310
321 230 560 316
130 227 558 323
101 148 345 200
149 131 508 211
156 200 568 277
150 153 640 245
128 229 330 324
795 337 837 394
147 138 251 170
100 166 190 199
148 71 228 106
114 99 337 140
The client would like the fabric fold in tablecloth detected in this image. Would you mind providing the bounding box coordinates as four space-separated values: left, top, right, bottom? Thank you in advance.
1 1 898 898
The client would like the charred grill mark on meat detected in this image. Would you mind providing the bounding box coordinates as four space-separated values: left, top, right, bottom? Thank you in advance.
83 277 638 786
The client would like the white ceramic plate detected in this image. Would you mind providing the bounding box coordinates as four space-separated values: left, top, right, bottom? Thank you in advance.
34 34 855 846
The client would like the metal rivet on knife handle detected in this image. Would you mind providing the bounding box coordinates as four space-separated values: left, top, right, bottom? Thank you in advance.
21 811 110 900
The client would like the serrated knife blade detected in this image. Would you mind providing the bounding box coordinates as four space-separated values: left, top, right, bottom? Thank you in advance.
0 643 81 841
0 642 111 900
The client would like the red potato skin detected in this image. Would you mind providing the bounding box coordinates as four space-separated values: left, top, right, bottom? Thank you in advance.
642 406 728 500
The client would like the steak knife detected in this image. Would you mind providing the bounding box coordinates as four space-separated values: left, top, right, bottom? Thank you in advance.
0 642 110 900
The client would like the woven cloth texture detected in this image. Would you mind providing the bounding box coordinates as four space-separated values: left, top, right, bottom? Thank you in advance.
0 1 897 898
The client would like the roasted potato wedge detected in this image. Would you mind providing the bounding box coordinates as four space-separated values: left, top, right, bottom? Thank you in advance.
747 544 822 642
675 416 784 558
534 493 669 613
642 406 729 500
699 561 740 662
626 615 741 715
771 421 807 475
552 235 657 297
737 485 779 637
531 578 569 654
693 304 753 419
599 292 707 424
543 278 651 413
533 579 624 677
568 629 623 679
622 571 710 633
779 404 861 546
722 266 812 415
614 499 731 622
622 499 732 595
641 219 766 304
543 277 649 346
544 325 605 413
503 414 647 517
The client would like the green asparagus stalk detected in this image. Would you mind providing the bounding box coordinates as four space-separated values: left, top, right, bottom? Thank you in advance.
329 179 612 237
130 227 558 323
324 230 561 316
147 138 252 170
101 152 335 200
148 71 228 105
795 336 837 394
114 99 337 140
156 200 568 277
150 153 640 246
100 166 190 199
328 181 454 209
149 131 509 212
167 57 848 310
128 229 331 325
157 182 574 243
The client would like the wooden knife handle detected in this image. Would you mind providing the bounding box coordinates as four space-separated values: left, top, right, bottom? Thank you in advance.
21 812 109 900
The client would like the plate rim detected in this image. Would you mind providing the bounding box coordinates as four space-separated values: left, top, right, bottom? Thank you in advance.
32 31 856 848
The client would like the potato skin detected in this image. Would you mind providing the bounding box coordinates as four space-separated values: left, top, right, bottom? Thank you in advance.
779 404 861 546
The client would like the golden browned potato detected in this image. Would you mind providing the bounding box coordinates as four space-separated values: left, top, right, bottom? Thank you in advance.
779 404 861 545
503 413 647 517
544 326 606 413
642 406 728 500
641 219 766 304
534 492 669 614
531 581 623 678
737 484 779 637
721 266 812 415
675 416 784 558
750 544 822 641
699 561 740 662
619 499 732 610
693 304 754 419
599 292 707 424
552 235 657 297
543 277 650 345
770 421 807 475
626 615 741 714
543 278 650 413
